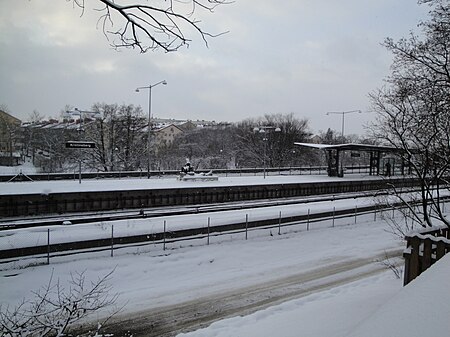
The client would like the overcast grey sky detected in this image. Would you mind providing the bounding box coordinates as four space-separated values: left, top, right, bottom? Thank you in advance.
0 1 428 135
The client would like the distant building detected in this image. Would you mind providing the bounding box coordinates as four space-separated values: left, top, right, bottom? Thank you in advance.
0 110 22 166
309 135 322 144
152 124 184 148
151 117 224 129
177 121 197 131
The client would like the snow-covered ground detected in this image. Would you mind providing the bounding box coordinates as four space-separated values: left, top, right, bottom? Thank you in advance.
178 271 401 337
0 173 381 195
178 254 450 337
0 195 377 251
1 174 448 336
0 159 37 175
0 211 415 336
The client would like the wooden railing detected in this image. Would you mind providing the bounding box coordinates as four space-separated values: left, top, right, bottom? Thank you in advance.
403 226 450 285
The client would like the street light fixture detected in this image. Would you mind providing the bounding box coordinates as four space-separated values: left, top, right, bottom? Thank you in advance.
253 126 281 179
326 110 362 143
66 107 100 133
135 80 167 178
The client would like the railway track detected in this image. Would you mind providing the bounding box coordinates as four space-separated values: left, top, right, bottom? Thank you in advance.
0 190 382 230
0 195 395 261
3 179 444 263
0 176 421 217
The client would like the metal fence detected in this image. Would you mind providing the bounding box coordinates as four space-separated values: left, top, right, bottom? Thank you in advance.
0 165 372 182
0 201 415 269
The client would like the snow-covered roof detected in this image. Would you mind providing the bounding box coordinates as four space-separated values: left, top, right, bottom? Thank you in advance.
294 142 400 152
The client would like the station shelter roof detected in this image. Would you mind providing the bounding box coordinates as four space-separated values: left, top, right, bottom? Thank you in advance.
294 142 401 152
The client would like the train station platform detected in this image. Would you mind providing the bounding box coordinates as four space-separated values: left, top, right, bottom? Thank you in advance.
0 174 381 196
0 174 418 218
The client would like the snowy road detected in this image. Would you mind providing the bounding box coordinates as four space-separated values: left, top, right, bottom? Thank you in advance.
1 207 405 337
101 249 402 337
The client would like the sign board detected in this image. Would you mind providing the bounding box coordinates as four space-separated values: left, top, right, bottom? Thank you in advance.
65 141 96 149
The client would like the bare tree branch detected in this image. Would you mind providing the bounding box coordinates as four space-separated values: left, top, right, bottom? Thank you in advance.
69 0 231 53
0 269 121 336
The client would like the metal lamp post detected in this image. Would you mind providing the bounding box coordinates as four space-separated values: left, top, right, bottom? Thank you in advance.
135 80 167 178
326 110 361 143
66 107 100 132
253 126 281 179
326 109 363 177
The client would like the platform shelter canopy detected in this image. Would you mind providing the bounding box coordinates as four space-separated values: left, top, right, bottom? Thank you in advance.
294 142 404 177
293 142 399 152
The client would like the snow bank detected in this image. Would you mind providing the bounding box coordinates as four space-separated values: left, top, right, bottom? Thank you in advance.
177 272 402 337
178 254 450 337
346 253 450 337
176 254 450 337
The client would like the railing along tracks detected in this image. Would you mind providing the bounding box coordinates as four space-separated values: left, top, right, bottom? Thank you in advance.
0 198 415 261
0 190 392 230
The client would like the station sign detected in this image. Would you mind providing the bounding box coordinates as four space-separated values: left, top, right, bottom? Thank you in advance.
65 141 96 149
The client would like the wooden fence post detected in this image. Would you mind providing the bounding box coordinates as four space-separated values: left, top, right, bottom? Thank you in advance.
436 240 446 260
409 236 421 282
423 238 433 270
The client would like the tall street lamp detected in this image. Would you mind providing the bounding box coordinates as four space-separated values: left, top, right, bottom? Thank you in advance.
135 80 167 178
253 126 281 179
326 110 361 142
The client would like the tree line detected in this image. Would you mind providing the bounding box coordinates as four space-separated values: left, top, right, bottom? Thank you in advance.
25 110 330 173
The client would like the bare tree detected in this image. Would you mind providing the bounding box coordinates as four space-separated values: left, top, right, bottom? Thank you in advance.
86 103 147 171
0 270 119 336
169 126 237 169
235 114 313 168
370 0 450 229
70 0 230 53
114 104 147 171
